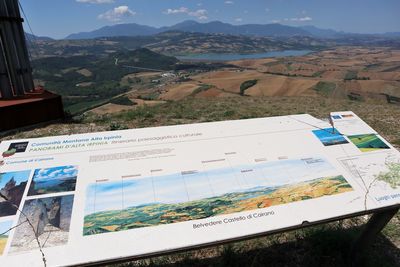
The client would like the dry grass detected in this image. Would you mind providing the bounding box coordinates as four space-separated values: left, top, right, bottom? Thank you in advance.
160 83 201 100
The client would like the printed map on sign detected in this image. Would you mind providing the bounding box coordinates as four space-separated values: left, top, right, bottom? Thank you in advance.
340 152 400 206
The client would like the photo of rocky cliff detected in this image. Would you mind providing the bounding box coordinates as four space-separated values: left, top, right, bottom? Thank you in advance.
0 170 31 217
9 195 74 253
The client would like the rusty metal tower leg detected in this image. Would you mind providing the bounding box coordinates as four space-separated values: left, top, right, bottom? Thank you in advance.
0 0 35 97
8 0 34 93
0 25 13 98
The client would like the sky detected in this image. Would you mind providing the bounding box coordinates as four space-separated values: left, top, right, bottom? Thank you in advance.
0 170 30 188
312 128 348 144
33 165 78 181
19 0 400 39
0 220 13 236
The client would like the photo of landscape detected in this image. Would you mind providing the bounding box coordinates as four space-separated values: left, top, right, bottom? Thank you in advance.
28 165 78 196
9 195 74 253
348 134 390 152
0 220 13 255
312 128 348 146
0 170 30 217
83 157 353 235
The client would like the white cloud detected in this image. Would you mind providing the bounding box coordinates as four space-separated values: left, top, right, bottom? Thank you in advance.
279 16 312 23
164 7 208 20
76 0 115 4
189 9 208 20
235 18 243 22
224 1 234 4
164 7 189 15
34 166 78 181
290 16 312 22
98 5 136 22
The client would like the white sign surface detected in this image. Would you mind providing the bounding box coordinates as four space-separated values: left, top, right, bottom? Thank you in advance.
0 112 399 266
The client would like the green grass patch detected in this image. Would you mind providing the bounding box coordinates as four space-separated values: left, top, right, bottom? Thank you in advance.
190 84 213 96
109 96 136 106
138 92 160 101
344 70 358 81
312 71 325 77
65 99 109 115
116 105 156 121
240 80 258 96
347 93 363 101
313 81 336 96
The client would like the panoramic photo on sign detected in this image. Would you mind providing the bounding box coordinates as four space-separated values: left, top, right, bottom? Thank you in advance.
0 112 399 266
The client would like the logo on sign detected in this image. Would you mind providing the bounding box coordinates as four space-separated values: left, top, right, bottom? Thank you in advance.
2 141 29 157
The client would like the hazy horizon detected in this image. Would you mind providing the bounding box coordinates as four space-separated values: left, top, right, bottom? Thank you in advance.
20 0 400 39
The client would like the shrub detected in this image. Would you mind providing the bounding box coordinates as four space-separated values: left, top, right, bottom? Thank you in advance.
240 80 258 96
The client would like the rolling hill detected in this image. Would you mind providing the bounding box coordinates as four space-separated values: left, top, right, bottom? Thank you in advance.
32 31 326 58
31 48 179 113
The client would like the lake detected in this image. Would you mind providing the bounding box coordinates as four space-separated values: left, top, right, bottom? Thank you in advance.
176 50 312 62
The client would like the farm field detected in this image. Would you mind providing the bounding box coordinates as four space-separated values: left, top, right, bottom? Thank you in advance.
28 45 400 115
183 47 400 100
90 46 400 116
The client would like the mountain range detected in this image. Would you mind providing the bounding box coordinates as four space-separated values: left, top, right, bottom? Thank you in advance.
65 20 333 40
65 20 400 40
25 32 53 41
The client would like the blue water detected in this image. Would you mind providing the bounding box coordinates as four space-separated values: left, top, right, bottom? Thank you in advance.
177 50 312 62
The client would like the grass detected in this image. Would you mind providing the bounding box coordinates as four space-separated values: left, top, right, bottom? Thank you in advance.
313 81 336 97
109 96 136 106
111 222 399 267
138 92 160 101
5 96 400 145
312 71 325 78
65 98 110 115
1 95 400 266
344 70 358 81
190 84 213 96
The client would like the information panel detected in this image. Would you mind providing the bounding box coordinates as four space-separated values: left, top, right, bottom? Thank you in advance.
0 111 399 266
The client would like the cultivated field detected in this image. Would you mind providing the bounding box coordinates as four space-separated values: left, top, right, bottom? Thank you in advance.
136 47 400 105
78 46 400 116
